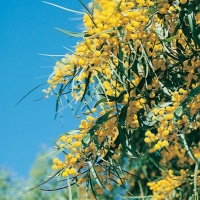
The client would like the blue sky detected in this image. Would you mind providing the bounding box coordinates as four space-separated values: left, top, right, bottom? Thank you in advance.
0 0 89 178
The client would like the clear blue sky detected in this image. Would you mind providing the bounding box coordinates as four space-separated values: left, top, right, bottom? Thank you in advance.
0 0 88 178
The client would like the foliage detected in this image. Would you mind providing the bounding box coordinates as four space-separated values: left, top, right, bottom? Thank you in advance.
40 0 200 199
0 150 79 199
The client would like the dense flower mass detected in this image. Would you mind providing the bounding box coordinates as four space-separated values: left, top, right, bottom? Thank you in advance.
42 0 199 199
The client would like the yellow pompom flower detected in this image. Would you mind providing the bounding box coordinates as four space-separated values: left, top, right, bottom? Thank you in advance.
73 141 81 147
180 0 187 4
144 137 151 143
154 143 161 150
53 158 59 164
70 157 77 165
69 168 77 175
52 165 58 170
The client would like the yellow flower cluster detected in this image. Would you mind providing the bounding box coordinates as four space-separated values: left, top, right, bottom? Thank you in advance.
43 0 200 198
147 169 186 200
51 133 83 177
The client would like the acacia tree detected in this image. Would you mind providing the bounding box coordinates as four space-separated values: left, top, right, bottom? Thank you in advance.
39 0 199 199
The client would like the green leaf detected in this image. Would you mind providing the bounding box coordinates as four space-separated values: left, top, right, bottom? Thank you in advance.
76 185 80 200
116 0 122 11
88 161 107 189
82 133 91 146
67 177 72 200
54 130 79 145
91 0 103 11
148 116 163 126
158 102 173 108
136 77 145 95
118 43 125 78
160 35 178 42
94 97 107 108
115 90 128 103
174 85 200 120
28 169 62 191
117 125 127 151
187 11 194 35
15 82 46 107
78 0 98 28
159 81 171 96
101 89 129 103
119 104 128 126
174 106 183 119
79 0 92 16
188 85 200 98
187 9 200 47
95 109 112 124
82 110 113 146
54 84 64 120
74 72 92 116
131 58 140 77
42 1 85 14
55 28 86 37
81 84 100 111
89 175 98 200
80 71 92 102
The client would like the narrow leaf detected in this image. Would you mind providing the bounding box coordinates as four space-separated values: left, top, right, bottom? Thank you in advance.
80 71 92 102
55 28 86 37
91 0 103 11
42 1 85 14
119 104 128 126
15 82 46 107
94 97 107 108
67 177 72 200
88 161 106 189
28 169 62 191
117 125 127 151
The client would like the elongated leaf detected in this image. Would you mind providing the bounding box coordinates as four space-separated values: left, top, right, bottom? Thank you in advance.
187 11 194 35
78 0 98 28
94 97 107 108
80 71 92 102
88 161 107 189
40 184 73 191
91 0 103 11
42 1 85 14
67 177 72 200
148 116 163 126
117 125 127 151
136 77 145 95
15 82 46 107
131 58 140 77
118 43 125 78
188 85 200 98
55 28 86 37
82 110 113 146
82 133 91 146
95 109 112 124
174 85 200 120
28 169 62 191
174 106 183 123
119 104 128 126
76 185 80 200
54 84 64 120
81 84 100 110
160 35 178 42
116 0 122 11
158 102 173 108
159 81 171 96
79 0 92 16
89 175 98 200
54 129 79 145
